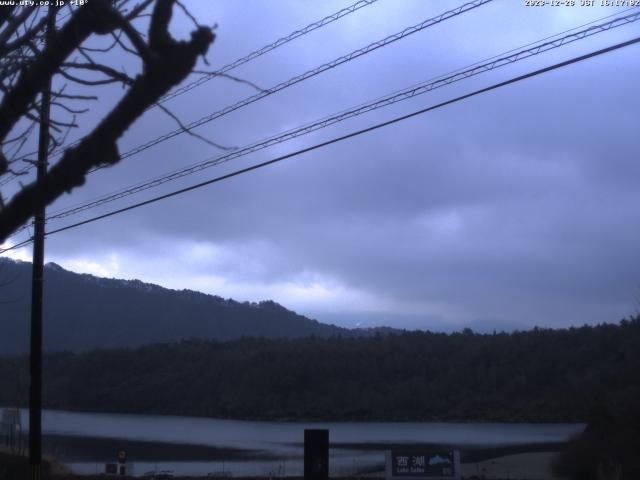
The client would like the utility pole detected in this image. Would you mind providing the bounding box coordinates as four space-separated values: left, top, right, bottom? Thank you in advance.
29 8 54 480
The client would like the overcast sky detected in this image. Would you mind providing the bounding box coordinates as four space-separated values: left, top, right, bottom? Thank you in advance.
2 0 639 331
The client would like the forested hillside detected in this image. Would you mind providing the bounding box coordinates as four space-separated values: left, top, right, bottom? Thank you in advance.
0 258 347 353
1 318 638 422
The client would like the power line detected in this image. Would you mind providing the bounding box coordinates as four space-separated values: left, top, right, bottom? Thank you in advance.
53 0 384 158
5 0 493 189
0 237 32 254
3 34 637 255
45 7 637 217
32 10 640 229
1 0 382 183
109 0 493 164
159 0 382 105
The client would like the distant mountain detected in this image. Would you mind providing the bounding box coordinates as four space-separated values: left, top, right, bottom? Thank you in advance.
0 258 349 353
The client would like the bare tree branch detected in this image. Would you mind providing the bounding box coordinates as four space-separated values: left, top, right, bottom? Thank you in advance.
0 6 16 28
157 103 236 152
0 1 122 150
192 70 267 93
0 14 48 57
51 92 98 101
0 6 36 49
0 0 215 241
125 0 156 21
62 62 135 86
51 101 89 115
176 0 201 28
59 68 128 87
112 10 155 62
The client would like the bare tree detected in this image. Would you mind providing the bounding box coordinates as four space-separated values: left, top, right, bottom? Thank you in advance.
0 0 215 242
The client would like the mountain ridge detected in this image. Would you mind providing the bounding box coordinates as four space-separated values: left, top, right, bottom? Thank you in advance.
0 257 358 353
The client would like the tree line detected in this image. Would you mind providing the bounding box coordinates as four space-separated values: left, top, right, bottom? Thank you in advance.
1 317 639 422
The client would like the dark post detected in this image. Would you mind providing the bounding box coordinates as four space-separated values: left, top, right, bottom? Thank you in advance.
304 429 329 480
117 449 127 475
29 8 54 480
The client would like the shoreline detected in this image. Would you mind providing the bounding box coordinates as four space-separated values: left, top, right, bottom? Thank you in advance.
2 450 563 480
38 433 569 463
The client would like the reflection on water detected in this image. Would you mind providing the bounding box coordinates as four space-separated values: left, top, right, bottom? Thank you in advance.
69 454 383 478
18 409 584 476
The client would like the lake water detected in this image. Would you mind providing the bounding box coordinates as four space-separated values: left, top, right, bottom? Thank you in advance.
14 409 584 477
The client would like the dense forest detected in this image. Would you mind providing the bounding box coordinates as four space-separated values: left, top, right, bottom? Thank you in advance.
1 317 639 422
0 258 348 354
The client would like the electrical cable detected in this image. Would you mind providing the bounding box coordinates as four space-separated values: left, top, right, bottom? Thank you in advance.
159 0 383 105
2 34 637 254
1 0 382 183
3 0 493 184
107 0 494 164
33 10 640 228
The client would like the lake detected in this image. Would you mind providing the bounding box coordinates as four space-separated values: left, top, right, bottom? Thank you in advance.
13 408 584 476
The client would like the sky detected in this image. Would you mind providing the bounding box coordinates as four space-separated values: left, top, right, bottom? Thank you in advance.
1 0 639 331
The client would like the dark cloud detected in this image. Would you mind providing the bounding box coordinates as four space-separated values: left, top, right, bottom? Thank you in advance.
4 0 639 329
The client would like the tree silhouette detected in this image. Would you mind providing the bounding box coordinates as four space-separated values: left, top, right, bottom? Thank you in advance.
0 0 215 242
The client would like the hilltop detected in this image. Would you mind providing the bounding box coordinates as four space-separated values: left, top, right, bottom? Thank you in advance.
0 258 350 353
